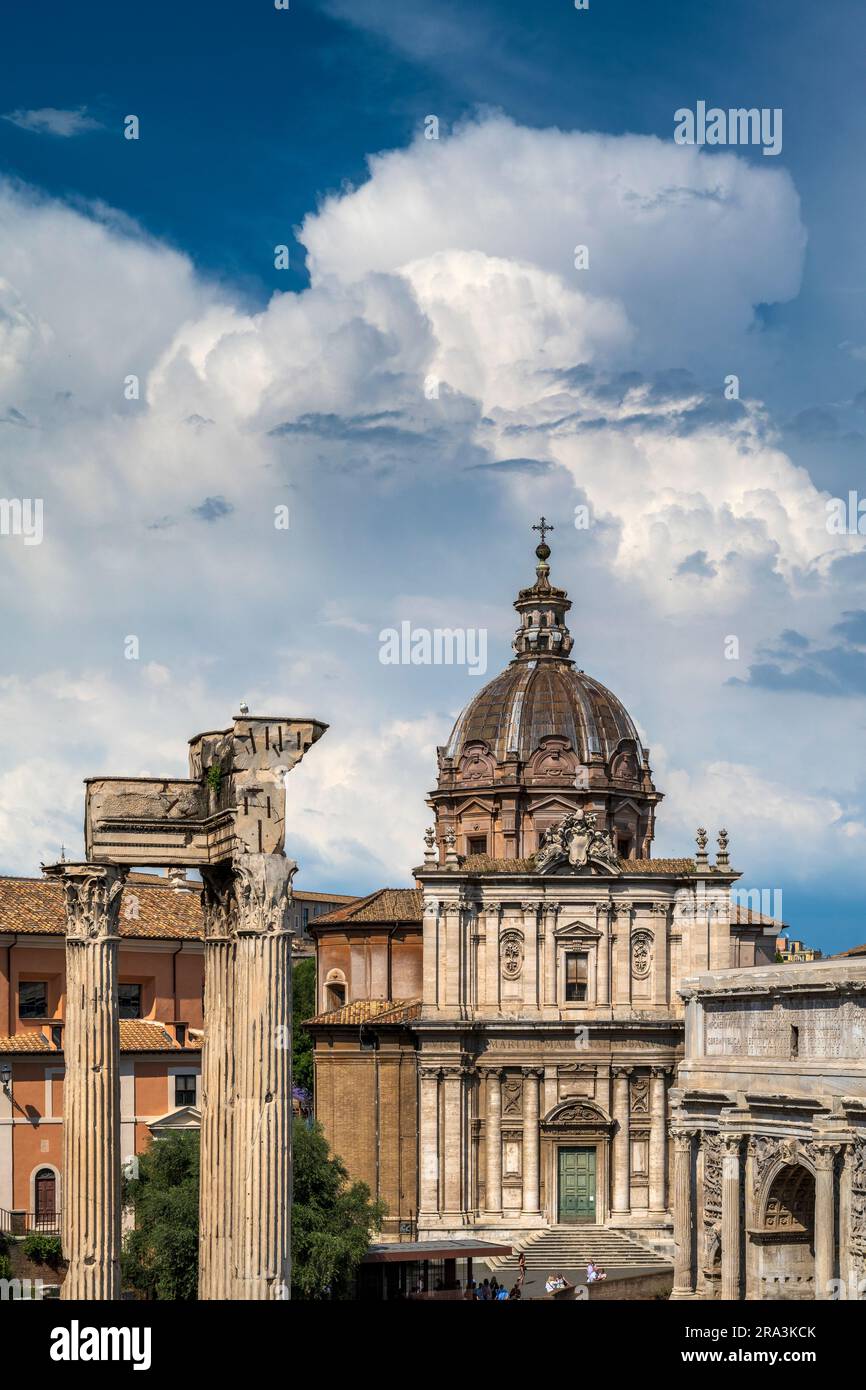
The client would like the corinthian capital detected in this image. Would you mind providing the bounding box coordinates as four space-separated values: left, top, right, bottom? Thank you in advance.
44 861 128 940
233 853 296 935
200 863 238 940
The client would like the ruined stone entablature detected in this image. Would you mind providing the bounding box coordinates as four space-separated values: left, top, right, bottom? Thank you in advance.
85 714 327 867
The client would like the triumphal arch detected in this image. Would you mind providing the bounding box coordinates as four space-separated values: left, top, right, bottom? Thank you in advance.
46 711 326 1299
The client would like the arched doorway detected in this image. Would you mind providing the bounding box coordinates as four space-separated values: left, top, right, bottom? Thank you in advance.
33 1168 57 1230
540 1101 615 1226
757 1163 815 1299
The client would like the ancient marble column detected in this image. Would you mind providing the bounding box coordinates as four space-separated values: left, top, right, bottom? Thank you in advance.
744 1139 760 1300
671 1129 696 1298
418 1068 441 1217
231 853 295 1300
521 1068 541 1216
611 1067 631 1215
484 1069 503 1217
198 864 237 1300
48 862 127 1301
441 1066 463 1216
814 1146 837 1301
721 1135 742 1300
840 1145 853 1299
648 1067 668 1216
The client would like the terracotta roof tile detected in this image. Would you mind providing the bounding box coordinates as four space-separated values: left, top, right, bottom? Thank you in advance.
118 1020 200 1051
0 875 204 940
731 903 788 930
305 998 421 1027
0 1021 201 1054
0 1032 51 1053
314 888 423 926
293 891 358 905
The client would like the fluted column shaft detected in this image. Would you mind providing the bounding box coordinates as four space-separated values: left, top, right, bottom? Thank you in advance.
721 1137 742 1300
522 1068 541 1215
198 864 236 1300
814 1148 837 1301
671 1129 695 1297
611 1067 631 1214
648 1067 667 1215
49 863 126 1301
484 1070 502 1217
231 853 295 1300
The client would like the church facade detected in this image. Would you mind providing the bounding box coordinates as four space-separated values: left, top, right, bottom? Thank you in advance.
309 535 776 1250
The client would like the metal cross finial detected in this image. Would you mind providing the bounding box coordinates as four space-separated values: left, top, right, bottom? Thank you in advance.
532 516 554 545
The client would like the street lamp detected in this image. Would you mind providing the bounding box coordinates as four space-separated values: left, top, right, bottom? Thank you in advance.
0 1063 11 1095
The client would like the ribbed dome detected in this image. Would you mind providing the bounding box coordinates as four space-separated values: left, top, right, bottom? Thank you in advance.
445 659 644 766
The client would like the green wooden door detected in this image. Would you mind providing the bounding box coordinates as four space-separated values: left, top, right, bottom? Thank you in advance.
558 1147 596 1223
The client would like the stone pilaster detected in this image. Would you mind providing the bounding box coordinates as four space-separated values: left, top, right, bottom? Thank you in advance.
720 1135 742 1301
231 852 295 1300
648 1067 668 1216
485 906 501 1011
814 1145 838 1301
521 1067 542 1215
418 1068 441 1217
671 1128 696 1298
422 898 440 1010
652 904 669 1006
441 1066 463 1215
543 904 557 1007
48 862 127 1301
611 1066 631 1215
596 904 610 1007
484 1069 503 1217
198 864 237 1301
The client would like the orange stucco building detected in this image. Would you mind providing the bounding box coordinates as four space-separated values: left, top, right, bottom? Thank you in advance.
0 872 355 1233
0 872 205 1231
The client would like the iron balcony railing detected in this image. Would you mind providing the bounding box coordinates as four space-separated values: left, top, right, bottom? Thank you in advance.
0 1208 61 1236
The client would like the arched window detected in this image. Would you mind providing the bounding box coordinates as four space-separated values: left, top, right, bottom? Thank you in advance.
324 969 347 1012
764 1164 814 1233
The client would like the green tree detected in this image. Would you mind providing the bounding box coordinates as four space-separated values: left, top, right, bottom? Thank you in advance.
121 1132 200 1301
292 957 317 1094
292 1118 384 1299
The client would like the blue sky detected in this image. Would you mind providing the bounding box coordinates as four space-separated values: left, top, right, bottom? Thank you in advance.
1 0 866 952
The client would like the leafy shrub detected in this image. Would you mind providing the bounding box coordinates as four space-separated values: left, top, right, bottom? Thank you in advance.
21 1233 63 1264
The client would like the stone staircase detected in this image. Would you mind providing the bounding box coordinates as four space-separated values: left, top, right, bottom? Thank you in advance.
488 1226 671 1273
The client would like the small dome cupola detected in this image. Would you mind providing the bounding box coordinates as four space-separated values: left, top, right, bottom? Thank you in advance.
512 517 574 662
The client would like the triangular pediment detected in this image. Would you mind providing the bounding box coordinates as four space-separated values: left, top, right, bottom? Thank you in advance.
455 797 493 817
611 796 642 816
532 794 579 815
148 1105 201 1132
554 919 601 941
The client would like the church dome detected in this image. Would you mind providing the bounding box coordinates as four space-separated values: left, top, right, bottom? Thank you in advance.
430 521 661 862
445 661 645 767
